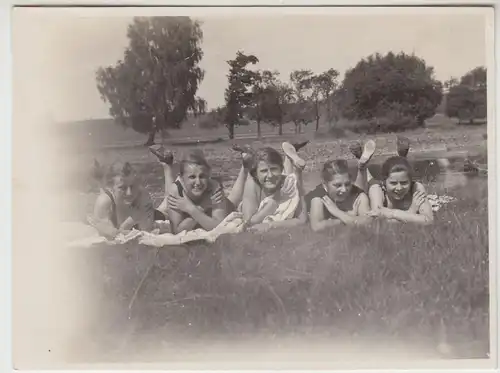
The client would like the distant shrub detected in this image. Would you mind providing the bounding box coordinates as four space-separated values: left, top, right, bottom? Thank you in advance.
325 126 348 138
198 114 221 129
336 113 420 134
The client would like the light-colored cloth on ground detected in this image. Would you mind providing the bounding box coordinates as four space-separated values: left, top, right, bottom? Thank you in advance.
65 174 301 248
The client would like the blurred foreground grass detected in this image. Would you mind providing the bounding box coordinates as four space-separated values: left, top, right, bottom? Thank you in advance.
77 177 489 361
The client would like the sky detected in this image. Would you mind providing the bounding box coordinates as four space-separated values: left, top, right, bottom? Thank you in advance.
12 7 491 124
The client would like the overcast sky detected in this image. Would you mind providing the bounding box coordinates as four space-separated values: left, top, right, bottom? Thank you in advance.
12 7 491 123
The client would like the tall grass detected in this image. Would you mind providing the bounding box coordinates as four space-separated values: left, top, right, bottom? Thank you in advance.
83 178 489 359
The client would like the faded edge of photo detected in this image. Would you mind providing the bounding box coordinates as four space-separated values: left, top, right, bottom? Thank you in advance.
10 5 497 370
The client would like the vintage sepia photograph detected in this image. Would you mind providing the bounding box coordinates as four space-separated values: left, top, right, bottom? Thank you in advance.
11 5 495 369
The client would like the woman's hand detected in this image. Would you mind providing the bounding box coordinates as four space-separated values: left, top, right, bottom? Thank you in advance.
167 194 196 214
410 191 427 213
211 186 225 205
367 208 393 219
321 196 340 216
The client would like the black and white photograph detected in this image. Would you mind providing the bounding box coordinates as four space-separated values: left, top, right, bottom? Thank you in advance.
11 5 495 369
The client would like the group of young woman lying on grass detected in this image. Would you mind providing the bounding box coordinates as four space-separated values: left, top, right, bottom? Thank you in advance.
89 136 434 242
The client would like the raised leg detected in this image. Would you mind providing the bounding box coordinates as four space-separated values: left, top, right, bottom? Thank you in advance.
282 141 307 175
351 140 376 192
282 142 307 192
226 145 255 208
149 145 174 214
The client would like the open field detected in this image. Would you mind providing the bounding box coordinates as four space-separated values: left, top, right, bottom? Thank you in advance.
53 113 481 151
49 115 490 363
55 116 487 221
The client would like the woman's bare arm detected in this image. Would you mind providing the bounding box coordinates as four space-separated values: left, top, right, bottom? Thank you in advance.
91 193 120 238
381 186 434 225
309 197 342 231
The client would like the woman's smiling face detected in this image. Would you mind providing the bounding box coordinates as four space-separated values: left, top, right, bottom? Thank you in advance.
181 163 210 198
255 160 283 192
385 170 412 200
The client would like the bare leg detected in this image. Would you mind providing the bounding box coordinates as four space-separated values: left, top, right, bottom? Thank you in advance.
227 145 255 208
149 146 174 214
282 142 306 174
351 140 376 192
282 141 306 189
227 165 250 207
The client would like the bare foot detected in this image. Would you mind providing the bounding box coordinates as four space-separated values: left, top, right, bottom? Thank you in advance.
149 145 174 165
282 142 306 169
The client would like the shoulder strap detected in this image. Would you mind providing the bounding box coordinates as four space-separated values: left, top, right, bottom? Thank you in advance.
103 189 118 228
174 179 184 197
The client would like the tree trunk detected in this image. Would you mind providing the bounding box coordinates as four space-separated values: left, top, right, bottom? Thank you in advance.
228 123 235 140
278 122 283 136
315 117 320 132
144 130 156 146
257 120 261 139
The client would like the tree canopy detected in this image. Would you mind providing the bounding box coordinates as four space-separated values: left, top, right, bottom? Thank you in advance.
96 16 205 145
223 51 259 139
446 66 487 123
338 52 443 130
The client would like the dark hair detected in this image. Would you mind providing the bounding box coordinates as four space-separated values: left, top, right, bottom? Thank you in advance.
381 156 413 181
179 149 211 175
93 160 138 187
249 147 284 179
321 159 350 182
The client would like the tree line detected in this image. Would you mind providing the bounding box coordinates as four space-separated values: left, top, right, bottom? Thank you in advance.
96 17 487 144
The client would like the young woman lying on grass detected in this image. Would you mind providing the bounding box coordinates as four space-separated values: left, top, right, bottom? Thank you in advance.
149 147 229 234
236 142 308 232
367 137 434 225
88 161 161 240
305 140 376 232
367 136 433 225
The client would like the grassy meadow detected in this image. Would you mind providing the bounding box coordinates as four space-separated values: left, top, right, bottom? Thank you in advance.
58 116 490 363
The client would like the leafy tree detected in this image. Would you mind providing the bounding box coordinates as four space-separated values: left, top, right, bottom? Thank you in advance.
288 70 314 134
259 70 293 136
314 69 339 128
223 51 259 139
338 52 443 130
446 67 487 123
96 16 204 146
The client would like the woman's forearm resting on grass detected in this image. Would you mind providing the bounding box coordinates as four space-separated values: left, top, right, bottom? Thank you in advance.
382 206 434 225
168 204 226 233
247 199 279 225
187 205 226 231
